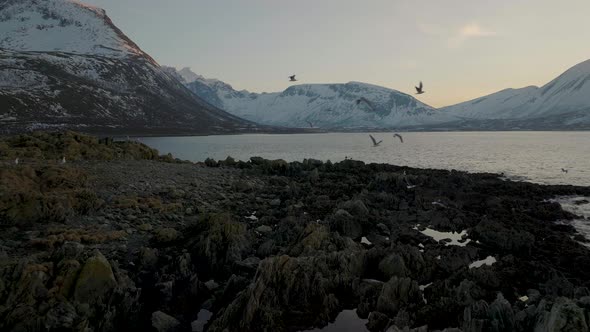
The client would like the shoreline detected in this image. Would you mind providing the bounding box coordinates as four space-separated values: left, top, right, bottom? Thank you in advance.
1 131 590 332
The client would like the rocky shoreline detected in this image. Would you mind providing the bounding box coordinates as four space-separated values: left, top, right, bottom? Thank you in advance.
1 131 590 332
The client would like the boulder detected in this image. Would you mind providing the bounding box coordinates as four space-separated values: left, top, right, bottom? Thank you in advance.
73 251 117 305
151 311 181 332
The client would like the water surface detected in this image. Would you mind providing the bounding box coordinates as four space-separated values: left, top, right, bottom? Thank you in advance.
140 131 590 186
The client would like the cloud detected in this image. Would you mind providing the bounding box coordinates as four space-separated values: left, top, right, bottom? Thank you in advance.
459 23 496 38
449 23 496 47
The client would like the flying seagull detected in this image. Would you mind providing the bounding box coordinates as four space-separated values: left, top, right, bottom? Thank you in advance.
306 120 314 128
369 134 383 147
393 133 404 143
289 75 297 82
415 81 425 95
561 168 568 173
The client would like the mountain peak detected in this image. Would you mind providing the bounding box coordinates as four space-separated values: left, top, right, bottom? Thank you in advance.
0 0 146 57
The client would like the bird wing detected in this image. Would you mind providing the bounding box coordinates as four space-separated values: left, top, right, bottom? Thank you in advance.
394 134 404 143
415 86 420 93
370 135 378 145
419 81 423 89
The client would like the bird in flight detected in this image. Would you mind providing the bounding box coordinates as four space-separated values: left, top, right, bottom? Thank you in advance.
393 133 404 143
306 120 314 128
561 168 568 173
415 81 425 95
370 135 383 147
289 75 297 82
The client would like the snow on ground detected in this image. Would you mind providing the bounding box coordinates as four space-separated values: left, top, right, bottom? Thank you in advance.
360 237 372 245
419 227 471 247
469 256 497 269
0 0 142 56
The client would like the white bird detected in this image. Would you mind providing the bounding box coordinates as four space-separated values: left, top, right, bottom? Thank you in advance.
14 158 19 165
60 157 66 164
369 135 383 147
393 133 404 143
403 171 417 189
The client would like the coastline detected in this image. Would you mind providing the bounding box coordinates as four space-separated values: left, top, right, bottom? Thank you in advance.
1 131 590 332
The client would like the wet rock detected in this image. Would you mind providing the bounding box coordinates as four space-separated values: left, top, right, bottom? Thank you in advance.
152 311 181 332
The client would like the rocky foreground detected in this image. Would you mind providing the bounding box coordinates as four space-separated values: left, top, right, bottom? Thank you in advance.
1 132 590 332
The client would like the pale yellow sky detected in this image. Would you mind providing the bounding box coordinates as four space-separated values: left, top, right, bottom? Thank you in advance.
88 0 590 107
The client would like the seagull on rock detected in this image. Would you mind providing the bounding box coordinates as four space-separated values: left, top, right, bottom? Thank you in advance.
14 158 19 165
60 157 66 164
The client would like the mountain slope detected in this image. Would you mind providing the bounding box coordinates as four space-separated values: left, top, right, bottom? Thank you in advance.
0 0 255 135
441 59 590 127
173 68 456 129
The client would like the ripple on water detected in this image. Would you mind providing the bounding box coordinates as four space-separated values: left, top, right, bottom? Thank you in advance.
552 196 590 248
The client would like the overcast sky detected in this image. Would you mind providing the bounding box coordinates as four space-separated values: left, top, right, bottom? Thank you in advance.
86 0 590 107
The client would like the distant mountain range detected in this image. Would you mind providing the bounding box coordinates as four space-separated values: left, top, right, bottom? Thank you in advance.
0 0 256 135
1 0 588 134
165 67 457 129
170 59 590 130
440 59 590 130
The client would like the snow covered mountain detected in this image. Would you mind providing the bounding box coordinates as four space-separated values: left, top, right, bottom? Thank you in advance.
169 68 456 129
0 0 256 134
441 59 590 129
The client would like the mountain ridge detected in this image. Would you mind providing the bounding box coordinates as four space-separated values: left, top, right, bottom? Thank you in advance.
0 0 257 135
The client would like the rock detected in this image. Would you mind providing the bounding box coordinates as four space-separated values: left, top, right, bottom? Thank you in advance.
376 277 422 316
73 251 117 304
205 280 219 291
138 223 154 231
377 223 390 235
270 198 281 206
151 311 181 332
367 311 390 331
378 253 408 279
331 209 362 239
256 225 272 234
154 228 179 243
54 241 84 261
535 297 588 332
341 199 369 217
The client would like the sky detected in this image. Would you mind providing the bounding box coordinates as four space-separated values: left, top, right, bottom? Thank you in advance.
85 0 590 108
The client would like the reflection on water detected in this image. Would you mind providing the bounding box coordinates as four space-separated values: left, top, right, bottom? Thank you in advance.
299 310 368 332
140 131 590 186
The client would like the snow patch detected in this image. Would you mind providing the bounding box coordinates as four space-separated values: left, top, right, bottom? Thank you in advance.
419 227 471 247
469 256 497 269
